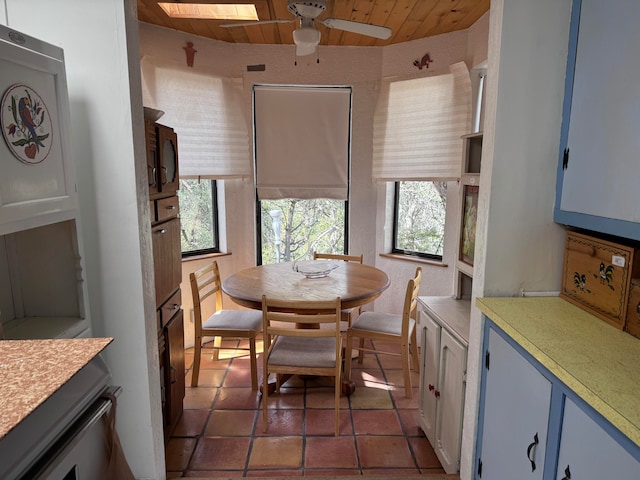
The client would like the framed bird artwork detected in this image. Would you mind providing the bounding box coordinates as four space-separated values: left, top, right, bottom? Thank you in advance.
1 83 52 164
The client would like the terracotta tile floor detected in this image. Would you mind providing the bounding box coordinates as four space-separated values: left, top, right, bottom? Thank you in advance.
166 338 448 478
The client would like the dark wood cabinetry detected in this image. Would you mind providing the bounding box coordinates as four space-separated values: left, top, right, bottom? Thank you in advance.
146 118 184 440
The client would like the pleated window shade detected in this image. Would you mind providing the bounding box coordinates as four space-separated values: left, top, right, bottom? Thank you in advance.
140 56 251 179
253 85 351 200
372 62 472 182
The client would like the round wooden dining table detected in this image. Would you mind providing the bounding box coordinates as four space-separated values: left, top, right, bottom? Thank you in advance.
221 261 390 312
222 261 390 396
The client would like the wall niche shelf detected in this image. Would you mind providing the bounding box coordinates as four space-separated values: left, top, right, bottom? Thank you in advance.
455 131 482 298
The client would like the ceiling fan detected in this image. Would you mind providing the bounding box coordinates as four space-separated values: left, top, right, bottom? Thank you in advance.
221 0 392 56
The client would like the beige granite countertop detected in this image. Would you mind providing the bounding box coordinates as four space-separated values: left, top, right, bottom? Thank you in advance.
0 337 112 439
476 296 640 447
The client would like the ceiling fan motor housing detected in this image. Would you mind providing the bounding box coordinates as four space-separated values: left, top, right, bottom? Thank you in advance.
288 1 326 19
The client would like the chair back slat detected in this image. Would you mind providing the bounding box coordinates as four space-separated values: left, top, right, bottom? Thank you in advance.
261 294 343 435
313 252 363 264
402 267 422 337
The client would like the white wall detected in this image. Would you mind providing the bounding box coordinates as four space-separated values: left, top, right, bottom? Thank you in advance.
2 1 165 478
459 1 571 479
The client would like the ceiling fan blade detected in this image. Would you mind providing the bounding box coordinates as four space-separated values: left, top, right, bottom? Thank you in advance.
320 18 392 40
220 18 295 28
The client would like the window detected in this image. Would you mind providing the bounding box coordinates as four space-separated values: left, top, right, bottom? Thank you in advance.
393 181 446 259
258 199 347 265
178 179 219 256
253 85 351 265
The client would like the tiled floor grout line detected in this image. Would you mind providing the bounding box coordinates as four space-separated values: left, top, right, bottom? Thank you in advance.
169 339 444 477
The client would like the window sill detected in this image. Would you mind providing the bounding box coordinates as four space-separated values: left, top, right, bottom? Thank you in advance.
181 251 231 263
379 252 448 268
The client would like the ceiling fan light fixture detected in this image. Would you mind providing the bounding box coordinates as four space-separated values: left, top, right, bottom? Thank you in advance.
292 26 321 56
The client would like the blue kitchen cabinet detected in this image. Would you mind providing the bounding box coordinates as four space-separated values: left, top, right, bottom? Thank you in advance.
556 397 639 479
475 327 552 479
476 317 640 480
554 0 640 240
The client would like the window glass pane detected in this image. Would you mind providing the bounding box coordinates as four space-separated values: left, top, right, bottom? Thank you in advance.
260 199 345 265
178 179 218 255
394 181 446 257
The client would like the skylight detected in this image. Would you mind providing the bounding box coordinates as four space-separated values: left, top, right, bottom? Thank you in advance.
158 3 258 20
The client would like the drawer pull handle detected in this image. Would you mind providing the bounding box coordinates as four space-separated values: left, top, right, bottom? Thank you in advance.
561 465 571 480
526 432 539 472
155 229 167 234
173 303 180 310
149 166 157 187
166 205 176 210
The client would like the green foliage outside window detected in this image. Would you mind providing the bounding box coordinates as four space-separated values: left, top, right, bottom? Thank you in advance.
394 181 446 258
178 179 218 255
260 199 345 265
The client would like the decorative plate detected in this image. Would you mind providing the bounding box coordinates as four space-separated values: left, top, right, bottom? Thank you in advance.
293 260 340 278
1 84 53 165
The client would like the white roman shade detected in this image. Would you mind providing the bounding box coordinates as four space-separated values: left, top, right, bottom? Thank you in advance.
140 56 251 179
372 62 472 182
253 85 351 200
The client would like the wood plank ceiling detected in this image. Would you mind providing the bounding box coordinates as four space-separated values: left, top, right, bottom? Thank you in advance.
137 0 490 47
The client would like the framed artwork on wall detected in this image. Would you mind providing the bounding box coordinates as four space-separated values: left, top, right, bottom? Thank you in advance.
460 184 479 266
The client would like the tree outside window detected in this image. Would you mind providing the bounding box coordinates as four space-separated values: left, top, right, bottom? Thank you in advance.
393 181 446 259
259 199 346 265
178 179 219 256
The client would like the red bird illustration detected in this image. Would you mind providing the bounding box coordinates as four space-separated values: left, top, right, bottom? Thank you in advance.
413 53 433 70
19 96 44 150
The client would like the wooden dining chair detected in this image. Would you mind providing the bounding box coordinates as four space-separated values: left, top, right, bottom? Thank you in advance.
261 295 343 436
344 267 422 398
189 260 262 389
313 252 364 328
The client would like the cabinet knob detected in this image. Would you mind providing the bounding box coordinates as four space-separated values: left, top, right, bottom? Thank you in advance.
561 465 571 480
434 390 440 398
166 205 176 210
428 384 434 391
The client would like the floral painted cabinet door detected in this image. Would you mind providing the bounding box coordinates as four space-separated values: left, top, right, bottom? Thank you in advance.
0 25 77 235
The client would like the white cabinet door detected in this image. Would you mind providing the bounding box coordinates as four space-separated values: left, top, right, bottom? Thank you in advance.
419 312 440 443
434 327 466 474
0 26 77 235
555 397 640 480
557 0 640 236
479 329 552 479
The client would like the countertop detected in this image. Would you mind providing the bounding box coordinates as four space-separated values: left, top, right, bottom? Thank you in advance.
418 296 470 344
0 337 112 439
476 296 640 447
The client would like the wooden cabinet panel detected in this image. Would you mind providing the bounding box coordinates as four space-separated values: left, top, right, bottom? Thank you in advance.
145 119 158 196
152 217 181 307
156 195 179 223
560 231 639 329
157 125 179 195
161 289 181 329
147 120 183 439
164 310 184 435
